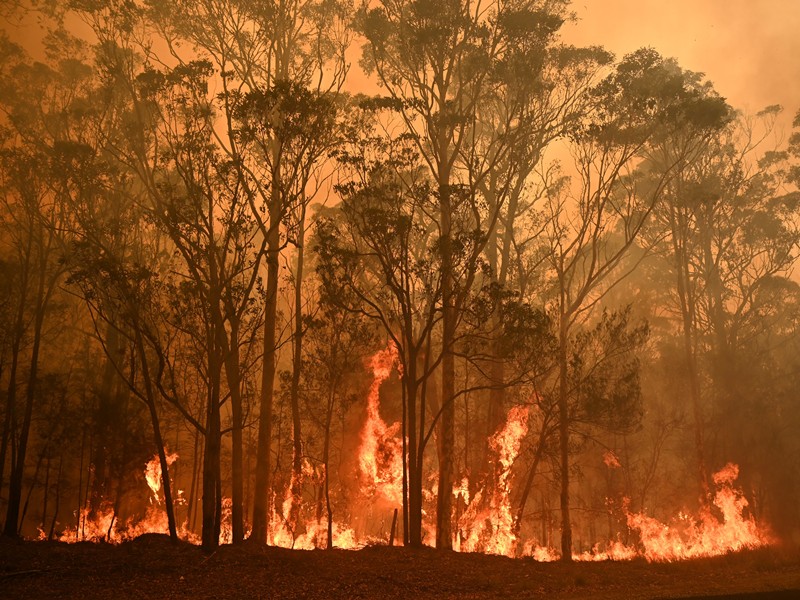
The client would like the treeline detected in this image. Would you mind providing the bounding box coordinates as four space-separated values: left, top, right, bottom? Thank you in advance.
1 0 799 559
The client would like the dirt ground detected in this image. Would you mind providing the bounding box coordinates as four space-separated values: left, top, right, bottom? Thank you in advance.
1 535 799 599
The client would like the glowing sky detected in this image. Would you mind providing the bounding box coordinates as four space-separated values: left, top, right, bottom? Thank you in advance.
4 1 799 123
565 0 800 121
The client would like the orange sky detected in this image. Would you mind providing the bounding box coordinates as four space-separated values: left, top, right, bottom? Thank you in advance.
4 1 799 123
565 0 800 122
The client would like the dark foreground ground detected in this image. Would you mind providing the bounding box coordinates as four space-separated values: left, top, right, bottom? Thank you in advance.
1 535 799 600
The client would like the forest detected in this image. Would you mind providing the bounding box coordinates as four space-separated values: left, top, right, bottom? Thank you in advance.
1 0 799 570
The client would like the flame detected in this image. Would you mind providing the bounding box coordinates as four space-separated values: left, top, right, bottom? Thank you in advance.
41 414 772 563
625 462 770 562
603 450 621 469
453 476 470 505
521 541 560 562
358 342 403 506
520 462 770 562
457 405 529 556
266 461 360 550
144 451 179 504
52 452 199 544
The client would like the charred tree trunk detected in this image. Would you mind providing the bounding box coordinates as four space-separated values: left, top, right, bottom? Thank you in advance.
405 348 423 547
436 177 455 551
4 264 47 538
557 313 572 562
288 211 306 533
187 426 201 534
201 377 222 551
223 318 245 544
89 323 123 516
512 418 549 540
134 328 178 542
252 170 281 544
47 455 62 541
323 388 335 549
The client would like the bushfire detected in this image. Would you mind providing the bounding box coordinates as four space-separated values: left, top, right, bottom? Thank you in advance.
45 345 772 563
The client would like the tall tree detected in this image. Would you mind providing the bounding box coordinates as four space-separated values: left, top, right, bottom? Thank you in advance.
360 0 571 549
539 48 730 559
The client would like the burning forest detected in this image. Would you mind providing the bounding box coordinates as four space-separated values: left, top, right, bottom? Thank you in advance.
2 0 800 598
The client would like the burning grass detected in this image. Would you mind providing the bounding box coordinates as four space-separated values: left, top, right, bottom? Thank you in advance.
44 346 773 565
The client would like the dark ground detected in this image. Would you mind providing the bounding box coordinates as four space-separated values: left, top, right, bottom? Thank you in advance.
1 535 799 599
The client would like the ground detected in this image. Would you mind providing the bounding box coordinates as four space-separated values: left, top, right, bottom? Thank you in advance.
1 536 799 599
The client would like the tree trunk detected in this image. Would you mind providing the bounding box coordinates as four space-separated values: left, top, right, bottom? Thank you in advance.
252 169 282 544
436 177 455 551
135 329 178 542
512 419 548 541
669 205 709 498
89 322 122 516
4 271 46 538
201 379 222 550
223 318 245 544
558 315 572 562
47 455 62 541
323 388 334 549
288 210 306 533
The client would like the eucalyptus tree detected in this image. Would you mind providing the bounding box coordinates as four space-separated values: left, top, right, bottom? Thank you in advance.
141 0 352 543
359 0 576 549
317 100 445 545
467 42 613 487
66 0 351 547
538 48 730 559
643 106 799 499
0 34 92 538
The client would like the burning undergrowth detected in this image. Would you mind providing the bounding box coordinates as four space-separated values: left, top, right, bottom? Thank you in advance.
44 345 772 563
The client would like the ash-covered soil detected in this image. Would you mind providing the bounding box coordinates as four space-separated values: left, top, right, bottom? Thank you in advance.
1 535 799 599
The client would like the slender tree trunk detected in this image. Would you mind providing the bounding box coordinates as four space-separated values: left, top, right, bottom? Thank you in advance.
76 428 85 541
401 371 409 545
323 389 334 549
19 439 50 535
4 273 46 538
558 313 572 562
669 205 709 498
288 211 306 532
405 355 422 547
437 176 455 551
188 426 201 534
223 319 245 544
47 455 62 541
201 378 222 550
512 420 548 541
90 323 121 515
0 351 17 519
134 329 178 542
252 171 281 544
41 454 51 535
0 227 31 532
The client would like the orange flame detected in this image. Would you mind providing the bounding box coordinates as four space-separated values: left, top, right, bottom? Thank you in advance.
457 405 530 556
626 462 770 562
144 451 178 504
358 342 403 506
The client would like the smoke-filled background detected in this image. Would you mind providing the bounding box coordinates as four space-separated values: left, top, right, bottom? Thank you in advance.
1 0 799 562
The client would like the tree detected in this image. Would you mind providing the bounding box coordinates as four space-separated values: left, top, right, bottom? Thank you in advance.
360 0 573 549
318 101 445 545
538 48 730 559
644 106 799 500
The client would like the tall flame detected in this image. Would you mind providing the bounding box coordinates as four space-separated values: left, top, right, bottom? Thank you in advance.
626 462 769 562
521 462 770 562
457 405 530 556
144 451 178 504
358 342 403 505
